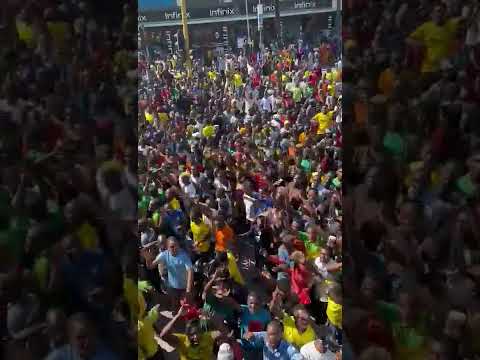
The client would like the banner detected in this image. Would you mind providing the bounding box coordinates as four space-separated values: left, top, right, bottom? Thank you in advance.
139 0 333 23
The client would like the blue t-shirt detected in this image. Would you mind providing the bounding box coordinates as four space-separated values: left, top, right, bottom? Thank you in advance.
277 246 292 281
156 250 192 290
239 305 271 336
246 332 303 360
164 210 185 234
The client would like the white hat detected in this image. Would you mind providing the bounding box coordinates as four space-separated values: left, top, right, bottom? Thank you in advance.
217 343 234 360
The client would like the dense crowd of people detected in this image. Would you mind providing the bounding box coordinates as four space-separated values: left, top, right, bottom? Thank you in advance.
343 0 480 359
138 39 343 359
0 1 137 359
7 0 479 358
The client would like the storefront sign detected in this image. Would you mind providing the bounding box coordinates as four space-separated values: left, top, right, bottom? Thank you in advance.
139 0 333 23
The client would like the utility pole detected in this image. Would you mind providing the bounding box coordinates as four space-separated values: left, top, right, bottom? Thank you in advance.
257 0 263 51
336 0 341 57
245 0 252 51
179 0 192 78
274 0 281 47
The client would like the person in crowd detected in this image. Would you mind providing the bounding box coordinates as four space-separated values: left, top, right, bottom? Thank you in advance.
242 320 304 360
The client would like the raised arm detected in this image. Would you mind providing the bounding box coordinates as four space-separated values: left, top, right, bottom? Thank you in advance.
201 268 220 301
287 343 304 360
159 305 187 339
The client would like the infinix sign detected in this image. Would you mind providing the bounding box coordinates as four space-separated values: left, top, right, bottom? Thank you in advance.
139 0 333 24
252 4 275 13
209 8 238 17
164 11 191 20
294 1 318 9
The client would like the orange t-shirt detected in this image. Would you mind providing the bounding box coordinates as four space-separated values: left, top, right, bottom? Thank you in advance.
215 225 234 252
354 101 368 126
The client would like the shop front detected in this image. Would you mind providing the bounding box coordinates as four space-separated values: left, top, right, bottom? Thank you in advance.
139 0 337 56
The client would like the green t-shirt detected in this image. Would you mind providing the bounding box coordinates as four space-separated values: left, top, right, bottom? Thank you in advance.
383 132 406 160
203 293 236 323
138 195 152 218
298 231 324 259
300 159 312 173
376 301 428 359
456 175 477 198
0 216 30 259
292 87 303 103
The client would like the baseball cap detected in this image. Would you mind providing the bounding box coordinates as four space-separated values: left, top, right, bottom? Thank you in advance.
217 343 234 360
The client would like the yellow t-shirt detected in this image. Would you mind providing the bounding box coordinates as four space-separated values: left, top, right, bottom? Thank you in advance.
47 21 69 49
207 70 217 81
190 220 210 253
233 73 243 88
33 256 49 291
174 332 214 360
16 20 35 48
158 112 169 123
326 71 334 82
313 111 334 135
123 277 138 324
283 314 316 349
409 19 460 73
227 251 245 286
145 111 154 124
138 291 159 360
202 125 215 138
76 222 99 251
168 198 181 211
298 132 307 145
326 298 342 329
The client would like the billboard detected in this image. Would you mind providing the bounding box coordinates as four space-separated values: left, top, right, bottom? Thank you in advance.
139 0 179 10
138 0 333 23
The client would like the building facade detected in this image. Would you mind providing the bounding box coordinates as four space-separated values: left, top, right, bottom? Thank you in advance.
139 0 339 58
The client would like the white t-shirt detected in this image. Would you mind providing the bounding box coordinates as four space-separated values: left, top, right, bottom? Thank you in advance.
181 182 197 199
314 258 336 279
243 193 257 222
300 341 336 360
259 97 272 112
